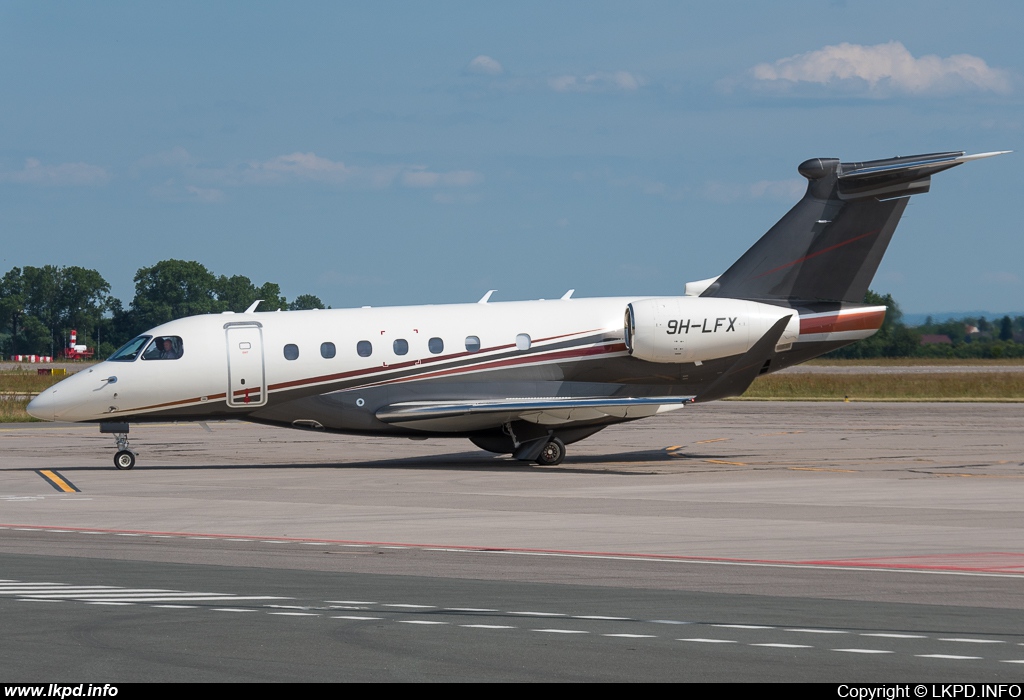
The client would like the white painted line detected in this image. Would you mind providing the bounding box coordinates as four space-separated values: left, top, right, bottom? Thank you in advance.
115 533 142 537
445 608 498 613
269 612 320 617
752 643 812 648
509 611 566 617
1000 660 1024 664
383 604 436 609
224 539 254 542
714 624 774 629
84 601 134 606
187 537 216 540
301 542 328 545
260 540 290 544
17 599 62 603
534 629 588 634
77 596 285 603
381 546 408 549
151 605 198 609
833 649 894 654
650 620 692 625
939 638 1004 644
147 535 174 538
604 634 657 639
339 544 370 548
399 620 448 625
326 600 377 605
862 633 927 639
461 625 516 629
331 616 382 621
785 628 848 634
576 615 630 621
916 654 982 660
212 608 258 613
678 638 736 644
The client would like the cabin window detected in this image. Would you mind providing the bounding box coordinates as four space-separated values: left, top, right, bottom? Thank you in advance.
465 336 481 353
320 342 336 359
516 333 531 351
109 335 151 362
142 336 184 360
357 340 373 357
428 337 443 354
284 344 299 361
393 339 409 356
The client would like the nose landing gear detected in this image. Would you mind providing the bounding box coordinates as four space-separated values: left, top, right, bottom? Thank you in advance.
101 422 136 470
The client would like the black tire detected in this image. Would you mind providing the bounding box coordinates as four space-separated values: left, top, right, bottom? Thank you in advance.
535 437 566 466
114 450 136 470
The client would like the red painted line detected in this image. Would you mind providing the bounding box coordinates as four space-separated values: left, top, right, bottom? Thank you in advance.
5 524 1022 575
752 228 881 280
799 309 886 335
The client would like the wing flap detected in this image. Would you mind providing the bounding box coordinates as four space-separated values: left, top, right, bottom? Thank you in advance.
376 396 695 432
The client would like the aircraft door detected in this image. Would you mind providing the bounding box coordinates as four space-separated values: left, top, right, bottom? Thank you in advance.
225 324 267 408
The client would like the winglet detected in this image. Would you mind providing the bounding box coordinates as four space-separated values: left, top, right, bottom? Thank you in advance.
244 300 262 313
478 290 496 304
561 289 575 300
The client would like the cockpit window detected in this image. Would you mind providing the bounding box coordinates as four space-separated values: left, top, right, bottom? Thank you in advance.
142 336 184 361
108 336 151 362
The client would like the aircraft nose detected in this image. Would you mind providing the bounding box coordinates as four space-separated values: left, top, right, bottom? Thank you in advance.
26 389 56 422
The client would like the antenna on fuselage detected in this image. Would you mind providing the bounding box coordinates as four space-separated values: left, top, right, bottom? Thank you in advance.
244 300 262 313
477 290 496 304
561 289 575 300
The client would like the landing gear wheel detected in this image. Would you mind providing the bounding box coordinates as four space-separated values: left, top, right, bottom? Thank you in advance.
114 450 136 470
535 437 566 466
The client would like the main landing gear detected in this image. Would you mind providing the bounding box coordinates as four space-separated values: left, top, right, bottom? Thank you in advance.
100 422 136 470
535 437 566 466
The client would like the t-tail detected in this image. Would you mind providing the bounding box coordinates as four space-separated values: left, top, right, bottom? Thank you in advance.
701 151 1009 305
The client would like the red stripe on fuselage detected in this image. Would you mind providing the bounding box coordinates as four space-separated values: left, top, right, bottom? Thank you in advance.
799 309 885 335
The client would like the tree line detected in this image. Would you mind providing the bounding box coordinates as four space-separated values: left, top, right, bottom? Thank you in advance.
0 260 324 359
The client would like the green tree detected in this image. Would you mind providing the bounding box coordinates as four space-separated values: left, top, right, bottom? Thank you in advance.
288 294 325 310
999 315 1013 342
130 260 220 330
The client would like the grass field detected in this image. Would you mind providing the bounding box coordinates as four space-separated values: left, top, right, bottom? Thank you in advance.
2 363 1023 423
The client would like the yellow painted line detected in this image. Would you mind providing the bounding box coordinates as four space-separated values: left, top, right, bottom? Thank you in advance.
36 470 80 493
934 473 1024 479
704 459 747 466
788 467 857 473
665 445 683 451
695 438 729 444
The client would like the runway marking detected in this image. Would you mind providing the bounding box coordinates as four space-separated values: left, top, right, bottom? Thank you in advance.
446 608 498 613
695 438 729 444
785 628 848 634
576 615 629 621
510 611 566 617
833 649 893 654
753 643 812 648
36 470 79 493
212 608 258 613
916 654 982 660
462 624 515 629
384 603 435 609
705 459 747 466
534 629 588 634
665 445 683 451
85 601 134 606
399 620 448 625
327 600 377 605
714 624 774 629
650 620 692 625
679 638 736 644
862 633 927 639
332 615 382 620
151 605 198 609
1001 660 1024 664
269 612 319 617
939 638 1004 644
604 634 657 639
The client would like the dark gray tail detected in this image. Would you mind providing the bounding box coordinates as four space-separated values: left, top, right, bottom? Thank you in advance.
701 151 989 305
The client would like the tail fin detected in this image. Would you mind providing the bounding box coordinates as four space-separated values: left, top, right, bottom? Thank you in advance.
702 151 1008 304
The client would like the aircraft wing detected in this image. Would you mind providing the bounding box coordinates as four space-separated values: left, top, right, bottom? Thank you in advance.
376 395 695 432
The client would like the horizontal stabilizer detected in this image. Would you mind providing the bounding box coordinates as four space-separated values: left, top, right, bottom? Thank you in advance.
377 395 695 432
694 315 791 403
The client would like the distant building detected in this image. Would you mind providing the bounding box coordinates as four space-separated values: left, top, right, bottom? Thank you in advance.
920 334 953 346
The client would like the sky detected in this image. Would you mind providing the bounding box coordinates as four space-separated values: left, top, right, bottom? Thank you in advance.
1 1 1021 314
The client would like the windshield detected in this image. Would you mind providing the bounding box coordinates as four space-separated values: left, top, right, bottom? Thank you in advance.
108 335 151 362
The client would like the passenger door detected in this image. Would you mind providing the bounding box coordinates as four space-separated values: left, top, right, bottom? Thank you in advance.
225 323 267 408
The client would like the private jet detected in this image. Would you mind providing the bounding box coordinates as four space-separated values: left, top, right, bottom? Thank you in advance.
27 150 1007 469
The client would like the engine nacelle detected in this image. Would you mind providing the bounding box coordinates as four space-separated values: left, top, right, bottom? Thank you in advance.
624 297 800 363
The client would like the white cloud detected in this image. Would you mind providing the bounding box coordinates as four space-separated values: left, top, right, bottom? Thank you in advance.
195 152 481 191
549 70 642 93
750 42 1012 96
468 55 503 75
0 158 109 186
